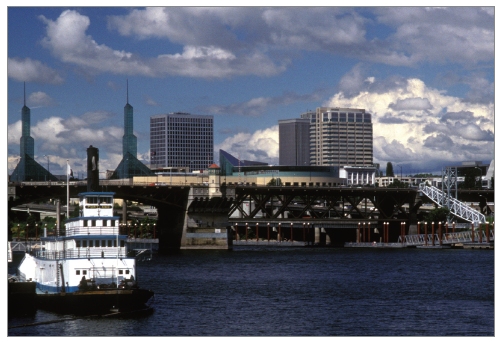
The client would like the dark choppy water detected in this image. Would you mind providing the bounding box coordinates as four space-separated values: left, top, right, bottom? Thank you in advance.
8 247 494 336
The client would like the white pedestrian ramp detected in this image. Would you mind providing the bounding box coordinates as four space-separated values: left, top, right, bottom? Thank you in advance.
398 230 494 246
419 183 486 223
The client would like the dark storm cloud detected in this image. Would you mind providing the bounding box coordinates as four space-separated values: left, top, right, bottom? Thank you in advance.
378 114 409 124
423 134 454 150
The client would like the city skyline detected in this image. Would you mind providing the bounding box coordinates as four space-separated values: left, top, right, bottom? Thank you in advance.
6 6 495 177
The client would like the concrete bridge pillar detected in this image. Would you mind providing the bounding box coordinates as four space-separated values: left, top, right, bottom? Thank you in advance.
180 187 231 249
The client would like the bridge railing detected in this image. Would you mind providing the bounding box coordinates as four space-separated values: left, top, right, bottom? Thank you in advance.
398 231 494 246
65 226 120 237
33 248 128 260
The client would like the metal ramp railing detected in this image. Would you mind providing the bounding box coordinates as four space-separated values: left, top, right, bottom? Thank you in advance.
418 183 486 223
398 231 494 246
8 242 13 263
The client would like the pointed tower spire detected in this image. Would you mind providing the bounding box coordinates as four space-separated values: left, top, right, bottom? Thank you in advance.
126 78 129 104
24 82 26 106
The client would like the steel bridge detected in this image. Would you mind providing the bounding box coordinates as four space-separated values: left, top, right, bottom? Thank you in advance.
8 180 494 250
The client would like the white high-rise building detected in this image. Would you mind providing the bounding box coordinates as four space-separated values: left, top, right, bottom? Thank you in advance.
150 112 214 172
302 107 373 166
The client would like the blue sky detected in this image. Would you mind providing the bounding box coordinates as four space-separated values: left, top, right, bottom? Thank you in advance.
5 5 495 178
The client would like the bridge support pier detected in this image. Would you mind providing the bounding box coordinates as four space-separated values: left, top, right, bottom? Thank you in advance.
181 188 232 250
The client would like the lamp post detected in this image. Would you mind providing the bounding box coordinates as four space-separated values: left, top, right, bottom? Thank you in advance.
44 155 50 181
396 164 403 180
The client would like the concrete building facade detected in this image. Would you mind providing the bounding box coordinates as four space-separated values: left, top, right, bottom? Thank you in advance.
278 118 310 166
302 107 373 167
150 112 214 172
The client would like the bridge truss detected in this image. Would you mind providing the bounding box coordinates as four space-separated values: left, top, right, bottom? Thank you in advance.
227 186 418 223
418 183 485 223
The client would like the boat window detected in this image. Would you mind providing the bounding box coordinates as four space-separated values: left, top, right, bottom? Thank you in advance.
89 240 94 247
111 220 115 227
76 240 81 248
108 240 112 247
95 240 100 247
100 196 112 204
76 270 80 275
119 270 123 275
103 220 108 227
120 240 125 247
92 220 96 227
126 270 130 274
87 196 98 204
84 220 88 227
82 240 88 248
102 240 106 247
83 270 87 275
114 240 117 247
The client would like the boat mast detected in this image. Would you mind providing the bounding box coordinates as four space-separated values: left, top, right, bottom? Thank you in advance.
66 159 70 219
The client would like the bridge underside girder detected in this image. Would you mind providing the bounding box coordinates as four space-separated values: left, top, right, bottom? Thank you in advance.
228 187 418 223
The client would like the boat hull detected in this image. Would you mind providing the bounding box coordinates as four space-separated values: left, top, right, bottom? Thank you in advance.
8 281 37 316
36 288 154 314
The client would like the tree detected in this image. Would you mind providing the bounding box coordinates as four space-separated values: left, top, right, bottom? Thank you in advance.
386 179 409 188
459 167 478 189
267 178 282 186
423 207 450 223
386 162 394 177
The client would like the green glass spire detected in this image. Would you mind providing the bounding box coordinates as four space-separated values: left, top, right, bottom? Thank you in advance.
122 79 137 157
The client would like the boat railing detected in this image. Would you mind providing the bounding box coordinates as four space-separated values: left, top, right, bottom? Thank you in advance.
65 226 120 237
34 248 128 260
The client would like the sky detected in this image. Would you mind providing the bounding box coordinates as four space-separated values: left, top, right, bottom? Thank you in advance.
5 4 496 178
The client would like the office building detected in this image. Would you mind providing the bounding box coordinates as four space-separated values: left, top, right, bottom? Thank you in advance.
150 112 214 172
278 118 310 166
303 107 373 166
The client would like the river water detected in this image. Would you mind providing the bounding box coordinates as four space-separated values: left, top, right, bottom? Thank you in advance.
8 246 494 336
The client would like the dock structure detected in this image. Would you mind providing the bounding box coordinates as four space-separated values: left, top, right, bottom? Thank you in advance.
345 227 494 249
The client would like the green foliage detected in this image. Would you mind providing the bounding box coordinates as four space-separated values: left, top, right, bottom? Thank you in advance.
71 205 81 218
459 167 480 189
423 207 450 223
413 173 434 178
386 179 409 188
386 162 394 177
267 178 282 186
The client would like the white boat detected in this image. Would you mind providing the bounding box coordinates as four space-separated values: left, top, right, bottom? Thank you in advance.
17 191 154 314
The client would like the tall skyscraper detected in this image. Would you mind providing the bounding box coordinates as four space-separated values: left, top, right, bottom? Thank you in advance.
122 80 137 158
110 81 154 179
11 83 56 181
150 112 214 171
20 84 34 160
304 107 373 166
278 118 310 166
